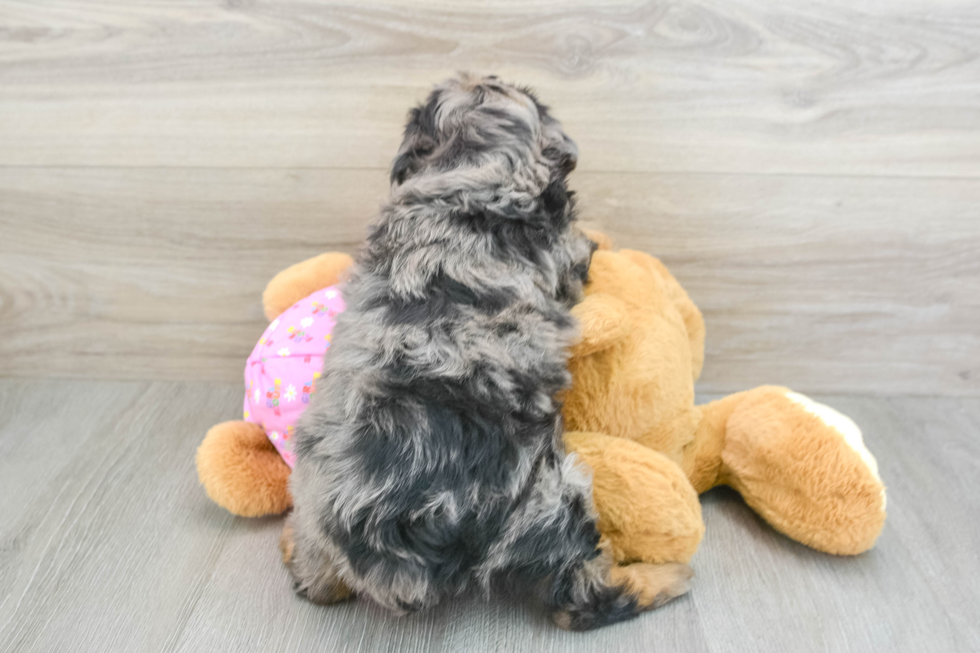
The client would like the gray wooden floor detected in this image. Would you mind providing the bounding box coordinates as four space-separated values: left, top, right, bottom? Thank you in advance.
1 379 977 652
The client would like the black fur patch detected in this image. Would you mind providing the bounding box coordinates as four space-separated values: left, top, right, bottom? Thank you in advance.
382 272 517 326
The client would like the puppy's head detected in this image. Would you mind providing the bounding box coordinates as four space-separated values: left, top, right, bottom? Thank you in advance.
390 74 578 195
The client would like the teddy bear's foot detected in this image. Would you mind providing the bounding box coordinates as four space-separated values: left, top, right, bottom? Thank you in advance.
196 420 293 517
609 562 693 610
720 387 887 555
783 391 884 505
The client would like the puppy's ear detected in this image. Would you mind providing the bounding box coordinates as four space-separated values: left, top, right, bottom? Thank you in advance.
538 106 578 176
391 101 439 186
580 228 613 251
541 127 578 176
570 293 630 357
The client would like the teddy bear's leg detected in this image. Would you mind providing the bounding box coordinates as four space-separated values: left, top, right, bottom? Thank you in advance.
565 431 705 565
703 387 887 555
196 421 293 517
262 252 354 320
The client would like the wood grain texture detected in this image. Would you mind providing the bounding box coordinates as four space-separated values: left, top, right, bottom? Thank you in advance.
0 167 383 382
2 167 977 394
1 0 979 393
1 380 978 652
574 173 980 396
1 0 978 176
0 380 238 653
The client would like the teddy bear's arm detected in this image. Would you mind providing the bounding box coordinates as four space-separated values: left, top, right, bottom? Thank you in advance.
262 252 354 321
569 293 630 356
619 250 705 380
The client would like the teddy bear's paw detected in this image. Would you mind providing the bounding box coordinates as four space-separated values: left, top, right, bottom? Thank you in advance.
784 391 885 509
610 562 693 610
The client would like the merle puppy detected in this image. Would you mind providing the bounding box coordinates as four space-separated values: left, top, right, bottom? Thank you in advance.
284 74 691 630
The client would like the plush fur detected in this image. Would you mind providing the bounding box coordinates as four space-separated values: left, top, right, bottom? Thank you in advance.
263 252 354 321
563 249 886 561
283 75 690 630
197 421 292 517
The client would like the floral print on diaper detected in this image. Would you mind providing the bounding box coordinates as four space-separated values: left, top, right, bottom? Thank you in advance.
243 285 346 468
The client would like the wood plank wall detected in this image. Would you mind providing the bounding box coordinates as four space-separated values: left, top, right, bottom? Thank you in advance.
1 0 978 395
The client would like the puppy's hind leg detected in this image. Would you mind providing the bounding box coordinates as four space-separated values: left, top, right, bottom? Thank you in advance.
281 515 353 605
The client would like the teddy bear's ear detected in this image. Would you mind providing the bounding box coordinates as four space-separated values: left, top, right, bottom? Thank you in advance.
580 228 613 251
570 293 630 357
263 252 354 321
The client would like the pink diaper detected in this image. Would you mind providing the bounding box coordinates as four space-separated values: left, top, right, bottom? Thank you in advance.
243 286 345 468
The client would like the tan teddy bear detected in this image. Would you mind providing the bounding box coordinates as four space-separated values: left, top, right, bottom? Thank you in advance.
197 236 886 566
564 242 886 561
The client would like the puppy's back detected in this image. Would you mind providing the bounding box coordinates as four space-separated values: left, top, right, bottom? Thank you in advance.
287 77 687 630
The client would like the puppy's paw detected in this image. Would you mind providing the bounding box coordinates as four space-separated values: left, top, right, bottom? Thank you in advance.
294 574 354 606
610 562 693 610
282 521 353 605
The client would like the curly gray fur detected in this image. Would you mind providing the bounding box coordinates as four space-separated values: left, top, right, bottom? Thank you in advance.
285 74 666 630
